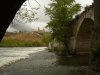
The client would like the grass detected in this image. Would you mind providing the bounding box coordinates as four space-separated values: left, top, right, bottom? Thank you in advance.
0 32 51 47
0 39 44 47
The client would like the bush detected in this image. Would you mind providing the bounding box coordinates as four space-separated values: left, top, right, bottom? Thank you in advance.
54 46 67 56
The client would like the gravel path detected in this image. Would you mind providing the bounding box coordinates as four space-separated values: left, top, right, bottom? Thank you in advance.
0 50 88 75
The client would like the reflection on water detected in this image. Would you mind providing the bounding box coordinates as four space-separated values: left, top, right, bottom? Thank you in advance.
0 47 89 75
56 54 89 75
57 54 89 66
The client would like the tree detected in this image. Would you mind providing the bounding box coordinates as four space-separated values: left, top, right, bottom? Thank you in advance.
45 0 81 53
11 1 38 27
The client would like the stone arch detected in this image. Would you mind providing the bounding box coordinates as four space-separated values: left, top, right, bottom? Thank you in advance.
73 7 94 37
0 0 26 42
75 18 94 53
69 6 94 53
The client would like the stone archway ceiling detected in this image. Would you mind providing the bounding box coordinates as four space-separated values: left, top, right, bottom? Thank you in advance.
0 0 26 42
76 18 94 52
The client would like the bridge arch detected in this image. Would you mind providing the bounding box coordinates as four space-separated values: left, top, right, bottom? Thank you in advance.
69 6 94 53
75 18 94 52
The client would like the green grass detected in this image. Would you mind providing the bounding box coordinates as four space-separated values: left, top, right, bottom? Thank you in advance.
0 39 45 47
0 32 52 47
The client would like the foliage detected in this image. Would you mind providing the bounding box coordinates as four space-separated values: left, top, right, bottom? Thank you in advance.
45 0 81 50
11 1 38 27
0 32 51 47
16 8 36 22
42 32 52 46
53 46 67 56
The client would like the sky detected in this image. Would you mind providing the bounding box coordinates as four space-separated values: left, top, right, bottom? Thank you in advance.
7 0 93 32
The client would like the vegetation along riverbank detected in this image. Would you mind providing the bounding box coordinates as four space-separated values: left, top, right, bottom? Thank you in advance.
0 32 51 47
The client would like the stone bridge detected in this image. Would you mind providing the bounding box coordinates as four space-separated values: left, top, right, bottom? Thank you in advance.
69 4 100 53
0 0 100 54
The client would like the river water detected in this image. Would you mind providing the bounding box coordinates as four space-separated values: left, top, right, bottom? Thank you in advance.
0 47 88 75
0 47 46 68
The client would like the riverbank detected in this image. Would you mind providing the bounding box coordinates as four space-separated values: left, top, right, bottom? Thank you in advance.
0 32 51 47
0 48 88 75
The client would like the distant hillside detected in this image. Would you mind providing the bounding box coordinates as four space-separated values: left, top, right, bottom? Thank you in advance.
0 32 51 47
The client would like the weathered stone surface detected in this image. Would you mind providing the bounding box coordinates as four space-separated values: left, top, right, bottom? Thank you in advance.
69 5 94 53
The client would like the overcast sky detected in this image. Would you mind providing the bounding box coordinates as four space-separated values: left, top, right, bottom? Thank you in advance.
7 0 93 32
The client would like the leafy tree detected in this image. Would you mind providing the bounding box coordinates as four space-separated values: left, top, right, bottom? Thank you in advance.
45 0 81 53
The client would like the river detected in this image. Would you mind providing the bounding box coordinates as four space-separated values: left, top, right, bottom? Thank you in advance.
0 47 47 68
0 47 88 75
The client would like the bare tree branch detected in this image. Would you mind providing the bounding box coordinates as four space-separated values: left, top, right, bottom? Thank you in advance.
28 0 41 9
